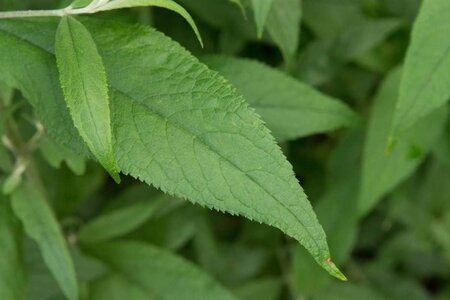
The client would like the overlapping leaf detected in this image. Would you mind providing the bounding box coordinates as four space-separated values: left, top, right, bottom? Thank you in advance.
55 16 120 182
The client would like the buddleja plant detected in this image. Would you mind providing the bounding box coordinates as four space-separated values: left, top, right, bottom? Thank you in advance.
0 0 352 299
1 0 449 299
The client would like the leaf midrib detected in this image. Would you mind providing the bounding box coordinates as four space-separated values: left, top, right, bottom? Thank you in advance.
114 88 322 254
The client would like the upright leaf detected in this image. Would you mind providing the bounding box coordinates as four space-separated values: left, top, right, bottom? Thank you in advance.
0 192 26 300
86 241 236 300
55 16 120 183
96 0 202 46
0 18 345 279
266 0 301 65
391 0 450 138
11 183 78 300
204 55 358 141
249 0 273 37
359 68 447 217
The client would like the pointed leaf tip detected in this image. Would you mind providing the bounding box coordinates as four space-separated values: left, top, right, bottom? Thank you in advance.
325 257 347 281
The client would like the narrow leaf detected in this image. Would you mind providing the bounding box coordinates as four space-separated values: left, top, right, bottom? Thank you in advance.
391 0 450 138
266 0 301 65
11 183 78 300
86 241 236 300
78 197 161 243
55 16 120 183
0 18 345 279
204 55 359 141
249 0 273 38
359 68 447 217
97 0 203 46
0 192 26 300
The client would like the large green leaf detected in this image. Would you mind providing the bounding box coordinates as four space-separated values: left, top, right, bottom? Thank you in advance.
55 16 120 183
0 192 26 300
96 0 202 46
249 0 273 37
0 18 344 279
204 55 358 141
86 241 236 300
391 0 450 138
359 68 447 217
11 183 78 300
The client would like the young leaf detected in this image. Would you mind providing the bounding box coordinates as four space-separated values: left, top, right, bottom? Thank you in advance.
96 0 203 46
0 193 26 300
390 0 450 138
266 0 301 65
78 196 161 243
0 18 345 279
359 68 448 217
204 55 359 141
55 16 120 183
11 183 78 300
86 241 237 300
249 0 273 38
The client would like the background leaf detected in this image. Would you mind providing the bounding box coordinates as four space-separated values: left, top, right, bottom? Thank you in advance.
391 0 450 137
248 0 273 38
77 193 162 243
204 55 358 141
11 183 78 300
359 67 447 217
86 241 237 300
0 192 26 300
265 0 301 66
97 0 203 46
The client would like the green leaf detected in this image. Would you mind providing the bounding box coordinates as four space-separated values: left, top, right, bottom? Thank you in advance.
0 192 26 300
70 0 94 9
204 55 359 141
249 0 273 38
11 183 78 300
86 241 236 300
292 130 362 296
296 18 401 86
391 0 450 138
78 195 162 243
55 16 120 183
97 0 203 46
303 0 364 38
359 68 448 217
90 273 153 300
0 18 344 279
266 0 301 65
40 134 86 175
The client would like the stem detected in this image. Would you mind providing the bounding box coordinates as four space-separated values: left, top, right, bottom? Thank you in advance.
0 0 110 19
0 9 67 19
